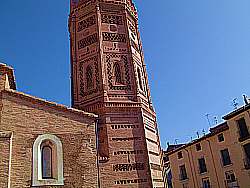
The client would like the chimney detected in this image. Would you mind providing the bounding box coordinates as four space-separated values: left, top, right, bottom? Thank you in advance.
243 94 250 105
0 63 16 91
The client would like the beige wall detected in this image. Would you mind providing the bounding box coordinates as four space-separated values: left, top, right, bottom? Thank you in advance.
168 109 250 188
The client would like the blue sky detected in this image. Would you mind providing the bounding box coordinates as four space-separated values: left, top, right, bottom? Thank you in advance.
1 0 250 148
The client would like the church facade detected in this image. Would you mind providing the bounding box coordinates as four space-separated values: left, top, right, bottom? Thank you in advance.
0 64 98 187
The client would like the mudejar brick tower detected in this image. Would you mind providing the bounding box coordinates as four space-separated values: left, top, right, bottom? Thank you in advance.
69 0 163 187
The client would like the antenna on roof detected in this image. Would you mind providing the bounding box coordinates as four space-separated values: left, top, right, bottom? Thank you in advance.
214 116 218 125
174 139 178 145
205 113 211 127
196 131 200 138
202 129 206 136
232 98 239 110
166 141 170 149
243 94 249 105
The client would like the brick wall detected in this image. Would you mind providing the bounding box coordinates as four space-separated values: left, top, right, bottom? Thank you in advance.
0 133 11 187
0 90 98 188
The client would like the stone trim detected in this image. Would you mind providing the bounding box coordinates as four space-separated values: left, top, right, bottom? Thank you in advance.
2 89 97 119
32 134 64 186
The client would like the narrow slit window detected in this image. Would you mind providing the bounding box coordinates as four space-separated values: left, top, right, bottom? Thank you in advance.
86 65 93 89
114 62 122 84
137 68 143 90
42 146 53 179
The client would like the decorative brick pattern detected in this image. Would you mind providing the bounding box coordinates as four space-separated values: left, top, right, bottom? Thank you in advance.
69 1 163 187
115 179 148 185
113 163 145 171
102 32 126 43
77 15 96 32
101 14 123 25
78 33 98 49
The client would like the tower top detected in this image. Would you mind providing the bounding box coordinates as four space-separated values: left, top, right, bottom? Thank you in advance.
70 0 137 18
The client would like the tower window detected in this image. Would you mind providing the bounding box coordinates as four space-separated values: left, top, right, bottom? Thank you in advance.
137 68 143 91
86 65 93 89
114 62 122 84
42 145 53 179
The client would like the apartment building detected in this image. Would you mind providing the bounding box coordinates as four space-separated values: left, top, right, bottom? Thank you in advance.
164 100 250 188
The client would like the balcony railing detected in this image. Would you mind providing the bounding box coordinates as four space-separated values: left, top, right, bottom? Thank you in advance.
244 157 250 169
201 185 213 188
179 174 188 181
224 179 240 188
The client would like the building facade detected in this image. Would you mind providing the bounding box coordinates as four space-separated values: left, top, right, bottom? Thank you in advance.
68 0 163 187
164 101 250 188
0 64 98 187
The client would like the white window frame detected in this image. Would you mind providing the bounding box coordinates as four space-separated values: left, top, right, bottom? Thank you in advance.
32 134 64 186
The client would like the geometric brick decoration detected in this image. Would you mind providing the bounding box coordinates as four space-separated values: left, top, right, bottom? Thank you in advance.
69 0 164 187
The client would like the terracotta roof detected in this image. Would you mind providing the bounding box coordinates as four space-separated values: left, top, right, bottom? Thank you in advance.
1 89 98 119
165 144 185 153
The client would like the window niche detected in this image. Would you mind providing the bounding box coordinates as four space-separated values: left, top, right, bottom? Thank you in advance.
137 67 144 91
113 62 123 84
86 65 94 89
32 134 64 186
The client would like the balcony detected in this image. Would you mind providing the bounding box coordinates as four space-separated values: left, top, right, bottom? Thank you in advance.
179 174 188 181
238 134 250 142
224 179 240 188
201 185 213 188
244 157 250 169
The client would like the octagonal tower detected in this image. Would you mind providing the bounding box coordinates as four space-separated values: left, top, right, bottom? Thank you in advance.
69 0 163 187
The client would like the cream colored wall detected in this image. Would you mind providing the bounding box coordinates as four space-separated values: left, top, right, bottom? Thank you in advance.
226 110 250 188
169 110 250 188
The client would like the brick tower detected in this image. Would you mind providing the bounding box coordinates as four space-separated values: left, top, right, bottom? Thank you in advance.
69 0 163 187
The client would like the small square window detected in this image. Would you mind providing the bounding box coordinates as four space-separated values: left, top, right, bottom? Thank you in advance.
178 151 183 159
196 143 201 151
218 133 224 142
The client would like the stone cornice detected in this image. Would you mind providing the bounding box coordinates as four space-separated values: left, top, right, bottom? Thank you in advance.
1 89 98 119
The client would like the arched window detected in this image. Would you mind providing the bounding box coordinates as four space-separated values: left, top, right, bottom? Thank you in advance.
86 65 93 89
114 62 122 84
32 134 64 186
137 67 143 90
42 145 52 179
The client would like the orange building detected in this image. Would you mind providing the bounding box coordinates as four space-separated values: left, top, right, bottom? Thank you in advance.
164 99 250 188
